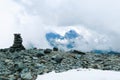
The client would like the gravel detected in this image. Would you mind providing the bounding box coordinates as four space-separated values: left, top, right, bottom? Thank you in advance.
0 49 120 80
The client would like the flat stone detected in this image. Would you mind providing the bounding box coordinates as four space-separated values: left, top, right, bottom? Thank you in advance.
32 57 38 60
21 72 32 80
9 75 16 80
72 50 86 55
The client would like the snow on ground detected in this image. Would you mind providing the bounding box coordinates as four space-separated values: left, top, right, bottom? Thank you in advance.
36 68 120 80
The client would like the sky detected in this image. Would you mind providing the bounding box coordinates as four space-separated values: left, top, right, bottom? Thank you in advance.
0 0 120 51
36 68 120 80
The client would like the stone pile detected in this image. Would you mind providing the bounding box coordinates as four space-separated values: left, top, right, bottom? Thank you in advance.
10 34 25 52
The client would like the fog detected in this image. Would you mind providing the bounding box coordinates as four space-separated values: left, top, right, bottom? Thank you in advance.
0 0 120 51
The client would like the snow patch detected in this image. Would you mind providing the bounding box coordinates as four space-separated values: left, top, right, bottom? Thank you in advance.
36 68 120 80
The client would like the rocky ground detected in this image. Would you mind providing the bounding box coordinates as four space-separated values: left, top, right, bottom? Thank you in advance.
0 48 120 80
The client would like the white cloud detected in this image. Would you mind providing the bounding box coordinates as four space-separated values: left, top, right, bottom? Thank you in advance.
0 0 120 51
15 0 120 51
0 0 21 48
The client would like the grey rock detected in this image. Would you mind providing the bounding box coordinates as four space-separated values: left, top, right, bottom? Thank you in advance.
21 72 32 80
74 55 81 59
0 77 8 80
9 75 16 80
35 63 46 69
53 47 58 51
44 49 52 54
32 57 38 60
72 50 86 55
36 50 44 57
51 55 63 63
21 68 29 73
14 62 24 72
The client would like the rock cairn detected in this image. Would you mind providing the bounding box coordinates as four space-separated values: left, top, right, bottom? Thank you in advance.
10 34 25 52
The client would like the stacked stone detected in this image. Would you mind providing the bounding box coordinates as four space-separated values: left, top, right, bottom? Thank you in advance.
10 34 25 52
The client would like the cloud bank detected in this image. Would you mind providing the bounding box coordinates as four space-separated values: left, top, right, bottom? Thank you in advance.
0 0 120 51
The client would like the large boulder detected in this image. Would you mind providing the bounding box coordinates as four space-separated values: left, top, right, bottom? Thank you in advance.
72 50 86 55
53 47 58 51
44 49 52 54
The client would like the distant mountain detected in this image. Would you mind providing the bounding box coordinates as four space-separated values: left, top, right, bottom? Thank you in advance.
46 30 80 49
107 51 120 54
91 49 120 54
91 50 109 54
